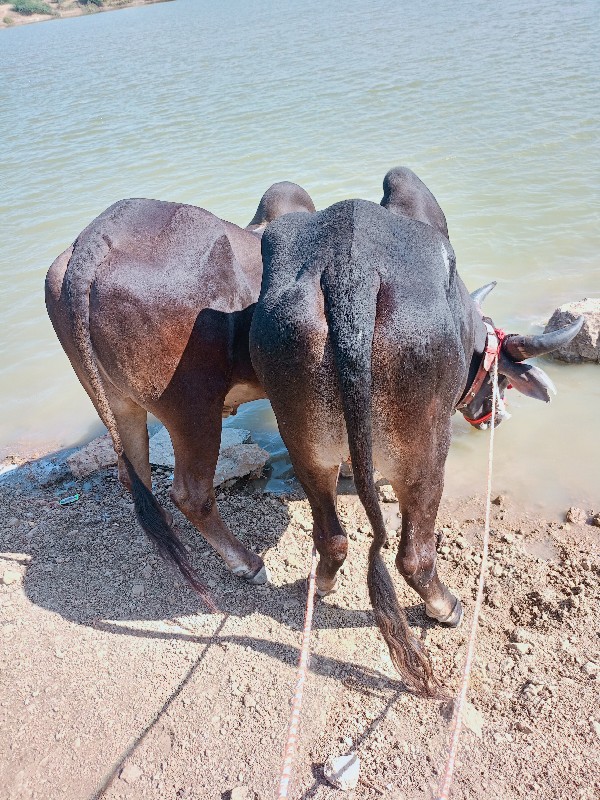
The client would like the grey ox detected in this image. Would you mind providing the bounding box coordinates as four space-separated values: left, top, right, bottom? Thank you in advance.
249 167 583 696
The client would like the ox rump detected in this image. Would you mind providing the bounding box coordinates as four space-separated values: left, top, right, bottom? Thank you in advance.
250 167 582 696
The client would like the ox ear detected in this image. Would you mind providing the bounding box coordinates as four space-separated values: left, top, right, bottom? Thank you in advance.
498 352 557 402
470 281 496 313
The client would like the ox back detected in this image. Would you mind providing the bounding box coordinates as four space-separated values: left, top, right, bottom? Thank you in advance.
251 199 474 695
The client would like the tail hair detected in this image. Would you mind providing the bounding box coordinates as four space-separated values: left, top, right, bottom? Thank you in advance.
62 233 215 611
321 235 438 697
123 455 217 612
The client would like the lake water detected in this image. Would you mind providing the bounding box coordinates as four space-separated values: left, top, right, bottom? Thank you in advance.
1 0 598 514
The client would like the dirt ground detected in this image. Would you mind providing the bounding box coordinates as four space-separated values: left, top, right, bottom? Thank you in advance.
0 462 599 800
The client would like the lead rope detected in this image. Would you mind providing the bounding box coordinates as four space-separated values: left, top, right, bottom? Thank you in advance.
435 359 499 800
277 546 318 799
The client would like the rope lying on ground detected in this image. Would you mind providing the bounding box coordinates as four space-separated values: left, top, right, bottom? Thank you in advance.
277 546 318 800
435 360 499 800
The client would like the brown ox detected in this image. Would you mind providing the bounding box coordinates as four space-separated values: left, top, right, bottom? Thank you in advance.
45 182 315 604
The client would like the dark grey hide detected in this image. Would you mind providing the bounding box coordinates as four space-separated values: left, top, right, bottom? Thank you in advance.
250 170 581 695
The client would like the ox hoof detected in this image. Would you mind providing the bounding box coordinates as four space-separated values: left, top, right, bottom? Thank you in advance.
425 597 463 628
232 564 270 585
315 577 338 598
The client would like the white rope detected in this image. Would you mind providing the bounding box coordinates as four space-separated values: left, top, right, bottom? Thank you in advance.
277 546 318 799
435 359 499 800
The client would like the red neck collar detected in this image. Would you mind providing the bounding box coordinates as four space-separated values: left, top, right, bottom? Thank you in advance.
456 322 505 425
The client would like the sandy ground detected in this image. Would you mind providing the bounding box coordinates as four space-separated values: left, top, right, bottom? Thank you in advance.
0 0 172 30
0 461 599 800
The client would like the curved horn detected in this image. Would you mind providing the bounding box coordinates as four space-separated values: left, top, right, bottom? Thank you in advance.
470 281 497 310
503 316 584 362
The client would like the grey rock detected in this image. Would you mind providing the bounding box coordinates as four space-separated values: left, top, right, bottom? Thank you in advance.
377 483 397 503
509 642 532 656
67 435 117 479
119 763 143 784
582 662 598 677
323 753 360 791
545 298 600 363
230 788 251 800
1 569 20 586
149 426 269 487
566 507 588 525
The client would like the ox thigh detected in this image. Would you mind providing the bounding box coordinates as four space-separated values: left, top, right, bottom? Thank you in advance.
68 358 153 492
162 402 266 583
386 437 462 627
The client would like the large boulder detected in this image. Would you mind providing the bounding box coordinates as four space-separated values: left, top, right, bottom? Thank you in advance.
544 298 600 363
67 434 117 478
149 426 269 487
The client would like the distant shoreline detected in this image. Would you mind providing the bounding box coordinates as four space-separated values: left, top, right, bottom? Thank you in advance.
0 0 174 30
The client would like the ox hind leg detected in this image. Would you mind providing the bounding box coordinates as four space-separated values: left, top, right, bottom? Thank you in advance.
160 400 267 584
383 424 462 627
271 423 348 595
295 461 348 596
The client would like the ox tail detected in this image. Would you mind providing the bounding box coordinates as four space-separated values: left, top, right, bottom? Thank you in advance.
320 262 438 698
60 233 215 611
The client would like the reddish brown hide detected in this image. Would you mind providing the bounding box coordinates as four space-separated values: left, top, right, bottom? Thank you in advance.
45 182 315 601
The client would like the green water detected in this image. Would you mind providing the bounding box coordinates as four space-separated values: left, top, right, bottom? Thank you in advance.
1 0 598 512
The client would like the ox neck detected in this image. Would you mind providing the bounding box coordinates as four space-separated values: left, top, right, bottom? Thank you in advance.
456 317 500 411
458 316 488 405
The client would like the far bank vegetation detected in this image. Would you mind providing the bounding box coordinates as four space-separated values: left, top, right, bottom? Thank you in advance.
2 0 170 28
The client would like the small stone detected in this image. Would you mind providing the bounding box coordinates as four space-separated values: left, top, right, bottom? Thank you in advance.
591 514 600 528
1 569 20 586
8 517 18 527
499 658 513 674
120 763 143 784
582 662 598 677
510 628 532 643
590 720 600 740
515 721 534 734
242 693 256 708
323 754 360 791
230 787 250 800
131 583 145 598
502 532 515 544
566 507 588 525
142 564 153 579
377 484 397 503
492 495 505 506
455 535 469 549
462 702 484 738
491 564 503 578
509 642 532 656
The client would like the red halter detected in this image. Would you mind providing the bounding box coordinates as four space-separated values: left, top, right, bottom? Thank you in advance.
456 323 506 426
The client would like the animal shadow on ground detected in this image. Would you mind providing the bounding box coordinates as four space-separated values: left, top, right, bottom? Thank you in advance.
0 468 425 691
